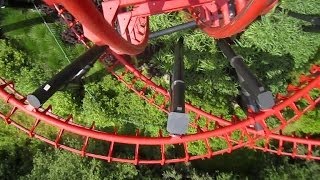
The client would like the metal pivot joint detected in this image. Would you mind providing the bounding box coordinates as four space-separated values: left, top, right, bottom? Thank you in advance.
167 38 189 136
217 39 275 112
27 45 106 108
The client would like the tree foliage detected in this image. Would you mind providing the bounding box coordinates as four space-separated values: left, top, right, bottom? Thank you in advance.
21 149 139 180
0 39 29 79
80 74 166 136
0 1 320 179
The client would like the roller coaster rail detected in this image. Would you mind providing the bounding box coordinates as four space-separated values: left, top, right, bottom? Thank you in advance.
0 0 319 165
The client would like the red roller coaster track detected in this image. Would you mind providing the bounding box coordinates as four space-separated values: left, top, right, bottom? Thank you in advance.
0 0 320 165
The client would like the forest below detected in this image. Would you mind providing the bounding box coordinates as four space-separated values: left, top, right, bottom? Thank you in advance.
0 0 320 179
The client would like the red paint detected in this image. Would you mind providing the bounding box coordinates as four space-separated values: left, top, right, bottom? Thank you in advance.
1 0 315 165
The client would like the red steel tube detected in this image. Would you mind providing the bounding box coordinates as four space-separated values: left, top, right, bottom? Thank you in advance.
0 87 256 145
46 0 147 55
200 0 278 38
1 76 320 163
110 51 233 126
2 69 320 146
119 0 151 6
130 0 213 17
